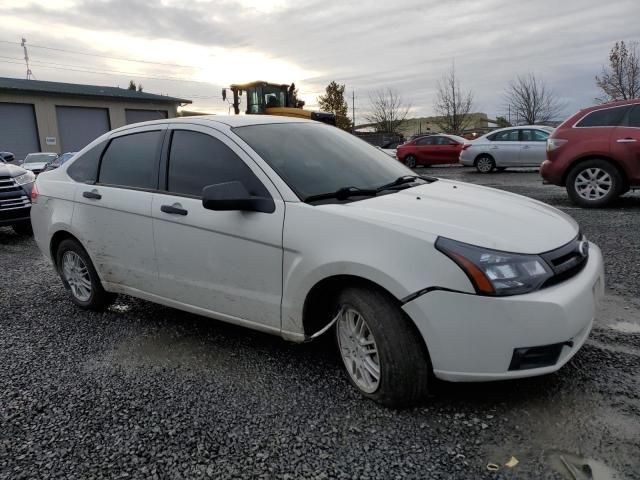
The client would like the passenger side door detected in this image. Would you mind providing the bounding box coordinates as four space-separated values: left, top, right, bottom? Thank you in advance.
436 136 462 164
489 129 520 166
612 105 640 183
518 129 550 166
151 125 285 330
414 136 435 164
71 126 165 293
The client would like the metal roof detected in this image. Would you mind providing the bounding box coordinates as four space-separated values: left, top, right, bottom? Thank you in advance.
0 77 191 104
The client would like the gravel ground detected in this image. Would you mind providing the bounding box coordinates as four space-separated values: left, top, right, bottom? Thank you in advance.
1 167 639 479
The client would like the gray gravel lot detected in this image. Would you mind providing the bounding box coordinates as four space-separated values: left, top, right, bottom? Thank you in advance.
1 167 639 479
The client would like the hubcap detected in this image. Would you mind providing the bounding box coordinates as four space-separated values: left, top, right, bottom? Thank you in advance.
405 157 416 168
62 251 92 302
477 157 493 172
336 308 381 393
574 168 612 201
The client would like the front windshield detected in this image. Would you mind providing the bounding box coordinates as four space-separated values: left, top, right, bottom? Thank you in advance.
233 123 413 200
24 153 57 164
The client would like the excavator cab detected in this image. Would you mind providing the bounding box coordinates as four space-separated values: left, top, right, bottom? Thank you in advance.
223 81 336 125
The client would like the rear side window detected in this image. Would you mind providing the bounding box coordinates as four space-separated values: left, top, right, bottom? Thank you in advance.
67 141 106 183
492 129 519 141
98 131 162 189
167 130 269 197
625 105 640 127
415 137 434 145
575 105 631 127
520 129 550 142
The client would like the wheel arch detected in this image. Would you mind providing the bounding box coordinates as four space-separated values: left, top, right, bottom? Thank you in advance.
50 230 81 271
561 155 629 187
474 152 495 163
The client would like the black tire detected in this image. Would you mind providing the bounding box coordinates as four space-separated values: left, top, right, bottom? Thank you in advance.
12 221 33 236
475 154 495 173
334 286 430 408
565 159 624 208
404 155 417 169
56 238 116 310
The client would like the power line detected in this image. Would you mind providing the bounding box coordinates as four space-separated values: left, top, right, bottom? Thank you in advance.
0 39 196 69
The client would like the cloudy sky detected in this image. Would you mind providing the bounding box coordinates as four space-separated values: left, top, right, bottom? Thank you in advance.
1 0 638 122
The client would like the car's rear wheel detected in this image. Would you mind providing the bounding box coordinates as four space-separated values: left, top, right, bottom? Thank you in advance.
335 286 430 407
404 155 417 169
12 221 33 236
475 155 495 173
566 159 623 208
56 238 115 310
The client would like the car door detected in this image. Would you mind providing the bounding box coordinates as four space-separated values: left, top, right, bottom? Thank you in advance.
414 136 435 164
438 136 462 164
612 104 640 183
518 128 550 166
489 129 520 166
151 124 285 330
71 125 165 293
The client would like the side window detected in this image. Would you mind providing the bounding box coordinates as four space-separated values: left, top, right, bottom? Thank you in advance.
625 105 640 127
167 130 269 198
98 131 162 189
494 129 519 141
416 137 434 146
532 130 550 141
67 141 106 183
575 105 630 127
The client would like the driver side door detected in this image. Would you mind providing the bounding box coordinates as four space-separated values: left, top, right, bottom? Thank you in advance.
151 125 285 331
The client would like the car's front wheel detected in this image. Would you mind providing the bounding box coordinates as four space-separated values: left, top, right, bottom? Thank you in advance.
404 155 417 169
475 155 495 173
335 286 430 407
56 238 116 310
565 159 623 208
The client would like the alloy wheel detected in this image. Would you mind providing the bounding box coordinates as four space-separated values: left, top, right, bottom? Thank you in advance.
336 307 381 393
405 156 416 168
62 251 92 302
574 168 612 201
476 157 494 173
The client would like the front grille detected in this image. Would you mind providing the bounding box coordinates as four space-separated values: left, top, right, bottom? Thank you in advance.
0 176 31 213
540 235 589 288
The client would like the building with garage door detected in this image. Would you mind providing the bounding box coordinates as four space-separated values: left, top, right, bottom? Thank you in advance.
0 77 191 160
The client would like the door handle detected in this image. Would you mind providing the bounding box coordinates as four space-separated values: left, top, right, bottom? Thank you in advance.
82 190 101 200
616 138 637 143
161 204 188 216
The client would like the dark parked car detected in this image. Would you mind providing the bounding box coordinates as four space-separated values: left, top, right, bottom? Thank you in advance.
541 99 640 207
0 162 35 235
43 152 77 172
0 151 15 163
396 134 467 168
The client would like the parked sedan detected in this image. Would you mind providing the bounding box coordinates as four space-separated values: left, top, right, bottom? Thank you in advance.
460 126 553 173
396 134 467 167
31 116 604 407
22 152 58 175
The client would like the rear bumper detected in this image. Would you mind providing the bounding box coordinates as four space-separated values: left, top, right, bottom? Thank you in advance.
402 243 604 382
540 159 564 185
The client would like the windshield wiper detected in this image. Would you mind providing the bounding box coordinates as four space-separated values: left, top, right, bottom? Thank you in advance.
304 176 425 204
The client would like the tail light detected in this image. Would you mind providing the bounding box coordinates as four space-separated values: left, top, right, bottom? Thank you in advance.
546 138 568 152
31 183 39 202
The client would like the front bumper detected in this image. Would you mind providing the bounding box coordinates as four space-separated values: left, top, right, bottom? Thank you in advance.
540 159 563 185
402 242 604 382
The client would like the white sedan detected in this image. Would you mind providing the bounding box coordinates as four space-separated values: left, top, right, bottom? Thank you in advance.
31 116 604 407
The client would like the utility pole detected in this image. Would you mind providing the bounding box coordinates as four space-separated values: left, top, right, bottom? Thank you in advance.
352 90 355 134
21 38 33 80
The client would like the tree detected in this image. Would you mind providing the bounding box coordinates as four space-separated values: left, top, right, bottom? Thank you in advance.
596 41 640 102
504 73 564 125
137 83 143 92
495 116 511 128
433 64 474 134
318 81 352 131
365 88 410 134
128 80 137 91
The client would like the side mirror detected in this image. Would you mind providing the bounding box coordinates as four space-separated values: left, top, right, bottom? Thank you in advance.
202 181 275 214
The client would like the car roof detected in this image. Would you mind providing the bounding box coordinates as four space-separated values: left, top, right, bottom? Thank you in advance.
580 98 640 113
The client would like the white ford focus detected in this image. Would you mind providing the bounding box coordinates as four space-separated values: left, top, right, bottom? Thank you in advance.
31 116 604 407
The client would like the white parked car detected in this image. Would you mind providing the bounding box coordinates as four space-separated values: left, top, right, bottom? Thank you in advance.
22 152 58 175
460 126 554 173
31 116 604 407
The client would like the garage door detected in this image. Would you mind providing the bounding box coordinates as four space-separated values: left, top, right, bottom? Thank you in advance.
125 109 168 125
56 106 110 153
0 103 40 161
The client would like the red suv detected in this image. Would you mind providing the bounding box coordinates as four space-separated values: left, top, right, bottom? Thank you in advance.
396 134 468 168
541 99 640 207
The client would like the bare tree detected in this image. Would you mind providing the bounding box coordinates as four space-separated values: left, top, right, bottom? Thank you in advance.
433 64 474 135
504 73 564 125
365 88 411 133
596 40 640 102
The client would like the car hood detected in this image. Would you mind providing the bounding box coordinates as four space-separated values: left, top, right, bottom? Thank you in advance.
0 162 28 177
23 162 49 171
328 180 578 254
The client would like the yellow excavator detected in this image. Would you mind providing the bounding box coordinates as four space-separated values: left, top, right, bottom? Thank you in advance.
222 81 336 125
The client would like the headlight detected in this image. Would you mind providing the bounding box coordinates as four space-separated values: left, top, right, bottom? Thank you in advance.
13 171 36 186
436 237 553 296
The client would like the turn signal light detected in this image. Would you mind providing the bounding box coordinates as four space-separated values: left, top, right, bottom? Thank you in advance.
31 183 39 202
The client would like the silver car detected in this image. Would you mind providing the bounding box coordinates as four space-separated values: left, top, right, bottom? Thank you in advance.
460 126 554 173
